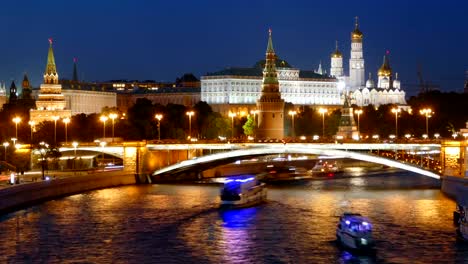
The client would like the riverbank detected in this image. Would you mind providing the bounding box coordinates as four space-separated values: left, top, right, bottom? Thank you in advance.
0 171 138 214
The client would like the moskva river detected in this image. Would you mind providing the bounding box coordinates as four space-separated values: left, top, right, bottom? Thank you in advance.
0 169 466 263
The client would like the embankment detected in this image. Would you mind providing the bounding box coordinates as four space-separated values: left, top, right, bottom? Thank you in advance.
0 171 138 214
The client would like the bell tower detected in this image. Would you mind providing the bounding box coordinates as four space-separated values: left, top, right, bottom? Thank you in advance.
349 17 365 90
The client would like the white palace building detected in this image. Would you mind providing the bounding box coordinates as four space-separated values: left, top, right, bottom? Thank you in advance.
201 19 407 112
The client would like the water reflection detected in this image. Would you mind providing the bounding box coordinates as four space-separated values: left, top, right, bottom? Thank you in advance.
219 208 258 263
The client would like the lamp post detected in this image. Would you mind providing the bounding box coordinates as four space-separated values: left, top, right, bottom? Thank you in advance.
155 114 163 140
391 108 401 139
63 117 70 145
228 111 237 139
52 116 59 144
289 110 297 138
318 108 328 138
12 116 21 140
354 109 363 135
419 108 432 137
100 115 108 139
186 111 194 139
100 141 107 167
28 121 36 143
109 113 118 142
3 142 9 161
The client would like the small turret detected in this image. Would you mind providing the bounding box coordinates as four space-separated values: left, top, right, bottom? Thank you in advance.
393 72 401 90
366 73 375 88
9 81 17 103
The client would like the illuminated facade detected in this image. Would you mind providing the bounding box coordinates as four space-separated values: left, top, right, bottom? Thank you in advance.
331 18 407 107
30 40 71 123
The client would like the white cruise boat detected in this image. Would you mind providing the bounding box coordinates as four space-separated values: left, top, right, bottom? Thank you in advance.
336 213 375 250
220 176 267 208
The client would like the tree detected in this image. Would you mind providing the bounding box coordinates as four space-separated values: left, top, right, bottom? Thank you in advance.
243 115 256 136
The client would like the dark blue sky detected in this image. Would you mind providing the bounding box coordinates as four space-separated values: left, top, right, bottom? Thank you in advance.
1 0 467 95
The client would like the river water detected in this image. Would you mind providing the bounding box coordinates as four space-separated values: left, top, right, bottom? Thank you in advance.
0 169 467 263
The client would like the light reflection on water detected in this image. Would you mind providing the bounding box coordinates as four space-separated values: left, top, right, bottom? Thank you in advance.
0 171 467 263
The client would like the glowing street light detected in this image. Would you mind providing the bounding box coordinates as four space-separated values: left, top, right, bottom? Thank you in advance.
28 121 36 143
155 114 163 141
186 111 195 139
354 109 363 134
250 110 258 127
3 142 9 161
318 108 328 138
100 115 108 139
63 117 70 145
12 116 21 140
419 108 433 137
109 113 118 142
228 111 237 139
289 110 297 137
52 116 60 144
391 108 401 139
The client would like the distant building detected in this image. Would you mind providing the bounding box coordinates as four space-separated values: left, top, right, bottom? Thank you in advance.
0 82 6 107
30 39 72 123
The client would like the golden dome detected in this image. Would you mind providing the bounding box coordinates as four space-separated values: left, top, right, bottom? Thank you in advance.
378 55 392 76
331 41 342 58
351 17 363 41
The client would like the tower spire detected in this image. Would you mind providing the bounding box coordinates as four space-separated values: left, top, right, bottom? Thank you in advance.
44 38 59 84
266 28 275 53
355 16 359 29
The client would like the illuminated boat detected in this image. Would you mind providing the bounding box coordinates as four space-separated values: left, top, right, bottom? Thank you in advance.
311 160 341 175
336 213 375 250
220 176 267 208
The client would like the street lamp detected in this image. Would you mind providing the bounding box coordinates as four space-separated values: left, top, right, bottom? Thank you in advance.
100 115 108 139
3 142 9 161
12 116 21 140
155 114 163 140
354 109 363 134
109 113 118 142
228 111 237 139
318 108 328 138
52 116 60 144
419 108 432 137
28 121 36 143
391 108 401 139
63 117 70 145
186 111 194 139
289 110 297 138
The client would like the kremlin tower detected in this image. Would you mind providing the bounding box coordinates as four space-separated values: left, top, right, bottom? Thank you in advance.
330 41 344 78
256 29 285 139
30 39 71 124
349 17 365 90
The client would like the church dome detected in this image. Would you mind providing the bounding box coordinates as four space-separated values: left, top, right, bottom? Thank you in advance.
378 55 392 77
351 28 363 40
331 50 342 58
366 78 375 88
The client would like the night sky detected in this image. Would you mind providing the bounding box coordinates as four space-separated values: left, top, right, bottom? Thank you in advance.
1 0 467 96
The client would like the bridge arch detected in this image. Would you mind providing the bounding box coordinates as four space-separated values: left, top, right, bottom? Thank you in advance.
152 146 440 179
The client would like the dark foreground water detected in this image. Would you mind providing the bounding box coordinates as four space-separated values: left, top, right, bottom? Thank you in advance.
0 169 467 263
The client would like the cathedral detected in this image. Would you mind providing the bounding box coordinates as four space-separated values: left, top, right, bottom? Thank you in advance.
330 18 406 107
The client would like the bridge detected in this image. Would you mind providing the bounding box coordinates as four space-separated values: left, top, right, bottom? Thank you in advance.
151 144 441 181
19 140 466 182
